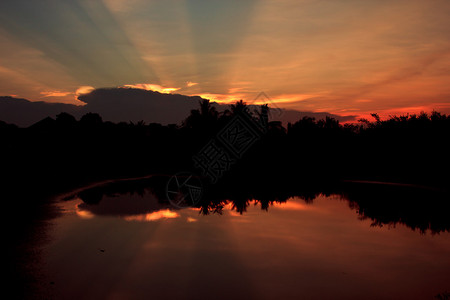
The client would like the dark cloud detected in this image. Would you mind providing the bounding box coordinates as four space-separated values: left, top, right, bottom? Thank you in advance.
0 88 356 127
77 192 172 217
0 96 82 127
77 88 206 124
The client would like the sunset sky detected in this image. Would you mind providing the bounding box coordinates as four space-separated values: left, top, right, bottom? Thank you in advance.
1 0 450 119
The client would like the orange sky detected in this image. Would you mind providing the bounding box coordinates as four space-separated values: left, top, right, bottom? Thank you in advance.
1 0 450 119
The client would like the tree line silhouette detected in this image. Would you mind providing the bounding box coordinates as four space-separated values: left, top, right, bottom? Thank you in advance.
65 174 450 234
1 99 450 203
3 100 450 298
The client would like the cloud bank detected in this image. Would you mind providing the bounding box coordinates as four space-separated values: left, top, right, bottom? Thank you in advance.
1 88 356 127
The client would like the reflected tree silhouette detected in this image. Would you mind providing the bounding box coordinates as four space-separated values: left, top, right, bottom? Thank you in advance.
70 174 450 234
3 105 450 299
1 103 450 232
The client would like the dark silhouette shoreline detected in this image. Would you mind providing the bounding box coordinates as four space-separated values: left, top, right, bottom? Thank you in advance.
2 100 450 298
2 100 449 199
2 99 449 239
62 174 450 234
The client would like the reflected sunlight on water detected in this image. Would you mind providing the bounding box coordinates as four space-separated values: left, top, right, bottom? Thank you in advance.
43 190 450 300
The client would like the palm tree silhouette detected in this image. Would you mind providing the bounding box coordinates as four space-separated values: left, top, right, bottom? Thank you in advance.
230 99 248 115
183 99 219 129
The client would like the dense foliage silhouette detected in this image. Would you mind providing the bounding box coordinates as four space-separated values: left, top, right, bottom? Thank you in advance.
1 100 450 202
65 175 450 234
2 101 450 298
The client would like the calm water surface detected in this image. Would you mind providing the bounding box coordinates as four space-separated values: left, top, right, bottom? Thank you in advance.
42 185 450 300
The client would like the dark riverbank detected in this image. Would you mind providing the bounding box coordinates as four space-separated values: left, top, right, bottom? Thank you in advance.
3 102 450 298
2 105 450 194
5 171 450 299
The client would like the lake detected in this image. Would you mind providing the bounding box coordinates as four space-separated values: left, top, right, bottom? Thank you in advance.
38 178 450 300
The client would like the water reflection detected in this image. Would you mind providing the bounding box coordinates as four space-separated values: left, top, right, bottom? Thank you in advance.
47 179 450 300
67 176 450 234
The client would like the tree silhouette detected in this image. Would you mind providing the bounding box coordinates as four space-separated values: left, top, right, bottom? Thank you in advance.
80 112 103 127
183 99 219 129
230 99 248 115
55 112 77 127
1 100 449 212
